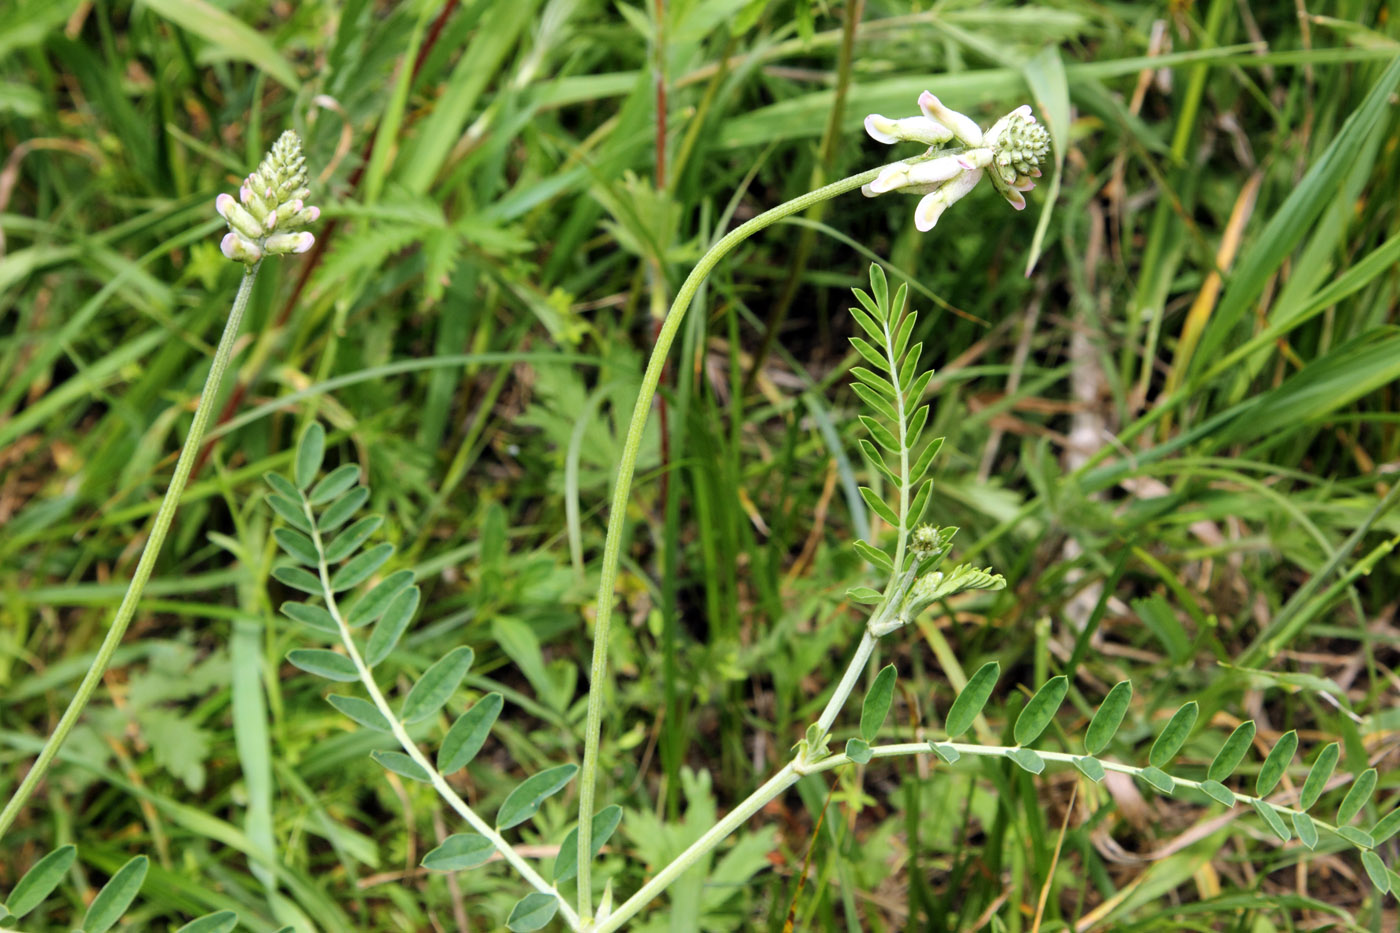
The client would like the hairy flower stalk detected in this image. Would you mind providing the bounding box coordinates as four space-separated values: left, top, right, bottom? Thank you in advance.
863 92 1050 230
0 131 317 841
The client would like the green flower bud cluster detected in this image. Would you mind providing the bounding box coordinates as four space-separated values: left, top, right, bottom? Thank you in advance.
216 130 319 266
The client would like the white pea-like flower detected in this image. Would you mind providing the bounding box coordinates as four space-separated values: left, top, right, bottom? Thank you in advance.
216 130 320 265
863 92 1051 231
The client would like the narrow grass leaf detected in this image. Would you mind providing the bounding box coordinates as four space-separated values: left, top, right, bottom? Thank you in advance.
1360 851 1390 894
347 570 416 627
858 486 900 528
370 750 430 783
422 834 495 871
325 515 383 563
860 664 897 742
1293 811 1319 849
844 738 873 765
1149 701 1198 768
286 649 358 682
1014 675 1067 746
497 764 579 830
367 586 420 666
81 855 147 933
1007 748 1045 774
174 911 239 933
1337 826 1374 849
141 0 299 89
506 892 559 932
295 423 326 491
280 601 337 635
1208 720 1255 782
1250 799 1291 842
267 494 311 533
400 646 474 724
1338 769 1378 825
946 661 998 738
1139 766 1174 795
326 695 391 732
439 693 504 774
329 543 394 591
1256 729 1297 796
320 486 370 532
273 528 319 566
1371 808 1400 844
272 566 323 596
309 464 360 506
1300 742 1339 810
5 845 75 919
1085 681 1131 755
1060 757 1097 783
553 805 623 883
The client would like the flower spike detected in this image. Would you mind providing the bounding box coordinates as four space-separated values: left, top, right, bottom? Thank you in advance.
216 130 319 266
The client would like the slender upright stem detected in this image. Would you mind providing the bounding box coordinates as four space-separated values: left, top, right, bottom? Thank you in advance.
575 159 919 918
0 265 262 841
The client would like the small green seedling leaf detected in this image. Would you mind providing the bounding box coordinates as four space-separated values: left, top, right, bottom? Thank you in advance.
860 665 897 742
5 845 76 919
1360 851 1390 893
1148 701 1197 769
1072 756 1105 783
928 742 960 764
845 738 873 765
1199 780 1236 807
324 515 383 563
553 805 624 883
330 543 394 591
295 422 326 490
1300 742 1339 811
497 764 579 830
946 661 999 738
370 750 431 783
347 570 415 627
1338 768 1378 825
1256 729 1297 796
82 855 148 933
174 911 240 933
1293 811 1319 849
422 834 495 871
280 601 338 635
1007 748 1045 774
1139 766 1174 795
286 649 358 682
1014 675 1067 746
439 693 504 774
309 463 360 505
1250 799 1290 842
506 892 559 932
326 695 392 732
367 586 420 666
1085 681 1131 755
272 566 322 595
400 646 474 724
1207 720 1255 782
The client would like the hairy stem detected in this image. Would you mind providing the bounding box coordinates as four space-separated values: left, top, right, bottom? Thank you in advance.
0 265 262 841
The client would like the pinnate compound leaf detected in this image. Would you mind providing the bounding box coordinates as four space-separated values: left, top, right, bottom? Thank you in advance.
280 601 338 635
347 570 415 627
497 764 579 830
1073 756 1105 782
1007 748 1044 774
370 750 431 783
928 742 960 764
272 565 323 595
1085 681 1131 755
849 336 888 371
367 586 420 666
868 264 889 311
273 528 319 566
264 471 301 502
852 539 894 574
1149 701 1197 769
422 834 494 871
905 369 934 408
326 694 392 732
287 649 358 682
845 738 873 765
174 911 239 933
267 494 311 533
858 485 900 528
320 486 370 532
1138 766 1174 795
309 463 360 506
330 543 395 591
1293 811 1319 849
1207 720 1255 782
82 855 148 933
1372 808 1400 844
439 693 504 774
553 805 623 883
400 646 474 723
1337 826 1374 849
506 892 560 932
860 665 897 742
908 479 933 525
324 515 383 563
1256 729 1297 796
1014 675 1067 746
1360 851 1391 893
946 661 998 738
295 422 325 490
1250 799 1290 842
851 382 898 422
859 415 901 455
911 436 944 481
1300 742 1340 811
849 306 884 344
852 366 897 399
6 844 76 919
857 438 899 486
1338 768 1378 825
1199 780 1236 807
